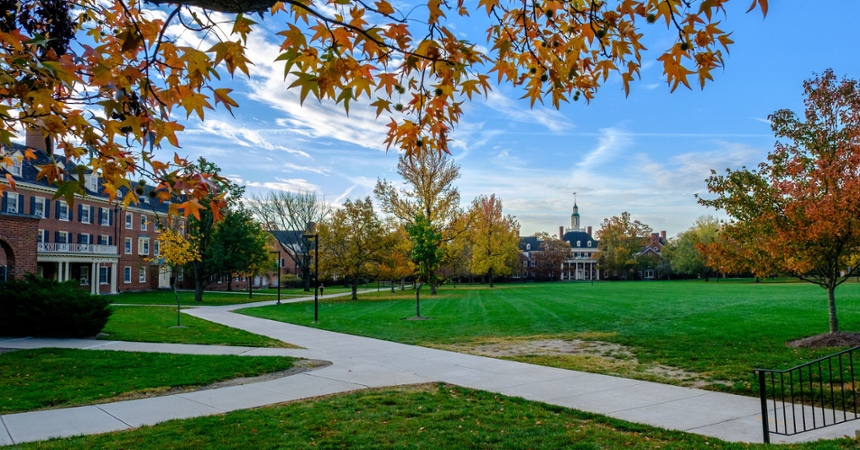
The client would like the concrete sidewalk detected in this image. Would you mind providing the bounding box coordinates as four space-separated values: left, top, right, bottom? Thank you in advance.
3 300 860 446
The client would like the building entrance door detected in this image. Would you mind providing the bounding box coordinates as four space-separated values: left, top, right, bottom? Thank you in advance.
158 267 171 289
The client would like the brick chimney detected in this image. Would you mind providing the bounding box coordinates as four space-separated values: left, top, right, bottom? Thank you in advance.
25 128 52 155
559 226 564 239
587 226 592 236
650 232 660 247
660 230 667 242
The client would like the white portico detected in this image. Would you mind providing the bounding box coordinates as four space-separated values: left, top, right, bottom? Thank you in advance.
38 243 119 294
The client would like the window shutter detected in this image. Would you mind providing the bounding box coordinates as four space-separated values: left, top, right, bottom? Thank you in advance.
1 192 6 212
109 209 114 225
78 204 83 222
109 236 114 246
17 194 23 213
68 204 73 221
68 233 74 244
29 196 35 216
77 234 82 244
44 200 50 218
54 201 59 219
55 231 60 243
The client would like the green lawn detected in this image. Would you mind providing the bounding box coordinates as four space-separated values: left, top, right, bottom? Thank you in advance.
239 280 860 394
113 290 283 306
10 383 854 449
100 306 296 348
0 348 294 414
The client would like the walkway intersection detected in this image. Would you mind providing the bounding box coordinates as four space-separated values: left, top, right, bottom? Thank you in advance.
2 294 859 446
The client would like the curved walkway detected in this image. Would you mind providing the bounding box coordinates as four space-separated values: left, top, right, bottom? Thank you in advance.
2 294 858 446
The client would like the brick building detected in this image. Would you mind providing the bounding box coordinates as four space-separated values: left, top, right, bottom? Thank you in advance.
0 137 172 293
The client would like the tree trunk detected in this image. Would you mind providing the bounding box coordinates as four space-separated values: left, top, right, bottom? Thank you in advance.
248 272 254 298
227 273 233 291
193 263 204 302
351 283 357 300
828 286 839 333
430 270 438 295
400 277 405 291
489 268 495 288
391 281 395 293
303 267 311 292
415 282 422 318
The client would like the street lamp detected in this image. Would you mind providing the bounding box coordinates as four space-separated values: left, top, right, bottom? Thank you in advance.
302 222 319 323
270 250 282 304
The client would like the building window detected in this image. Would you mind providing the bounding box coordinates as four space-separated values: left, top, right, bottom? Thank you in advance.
99 266 109 285
79 205 91 223
140 215 147 231
138 237 150 255
125 237 132 254
6 153 22 176
57 231 69 244
177 268 183 281
37 229 46 243
58 201 69 221
526 243 531 250
100 207 111 226
79 233 91 245
139 266 146 283
6 192 18 213
576 240 581 247
80 266 90 286
123 266 132 284
154 240 160 256
32 197 45 218
125 212 133 229
587 241 592 247
99 235 110 246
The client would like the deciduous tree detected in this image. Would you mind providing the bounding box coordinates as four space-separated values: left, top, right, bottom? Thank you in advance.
699 69 860 334
375 151 467 294
318 197 388 300
247 191 331 291
468 194 519 287
535 238 572 281
208 209 270 291
0 0 768 226
670 215 719 279
596 212 651 280
152 227 200 326
406 213 443 316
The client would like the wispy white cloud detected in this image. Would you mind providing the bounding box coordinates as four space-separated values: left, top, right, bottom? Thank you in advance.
241 177 320 192
483 90 574 133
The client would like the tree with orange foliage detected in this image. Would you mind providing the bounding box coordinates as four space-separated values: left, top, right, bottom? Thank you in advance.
700 70 860 334
0 0 767 219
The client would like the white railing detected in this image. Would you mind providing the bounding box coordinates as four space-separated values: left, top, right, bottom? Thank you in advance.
38 243 118 255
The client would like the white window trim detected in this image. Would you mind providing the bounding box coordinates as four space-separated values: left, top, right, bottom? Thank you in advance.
140 214 148 231
139 267 147 283
125 212 133 229
99 266 109 285
123 266 132 284
80 266 89 286
58 201 69 221
6 192 18 214
100 207 111 226
80 205 91 224
33 197 46 218
58 231 69 244
138 237 150 255
125 237 132 255
99 235 110 246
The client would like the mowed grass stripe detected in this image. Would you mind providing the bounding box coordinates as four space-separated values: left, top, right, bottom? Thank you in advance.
0 348 294 414
240 280 860 393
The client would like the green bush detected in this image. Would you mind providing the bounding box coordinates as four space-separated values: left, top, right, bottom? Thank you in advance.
0 275 112 337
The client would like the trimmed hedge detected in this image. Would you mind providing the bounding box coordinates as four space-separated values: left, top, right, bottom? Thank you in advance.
0 275 112 337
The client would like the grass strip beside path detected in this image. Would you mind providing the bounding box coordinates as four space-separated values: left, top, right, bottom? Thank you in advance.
100 306 296 348
0 348 294 414
11 384 855 449
239 281 860 395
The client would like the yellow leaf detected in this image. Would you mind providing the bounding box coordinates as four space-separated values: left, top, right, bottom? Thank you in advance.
213 88 240 116
180 92 212 120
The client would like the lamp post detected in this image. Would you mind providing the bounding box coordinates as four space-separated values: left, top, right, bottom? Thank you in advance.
270 250 282 304
302 222 319 323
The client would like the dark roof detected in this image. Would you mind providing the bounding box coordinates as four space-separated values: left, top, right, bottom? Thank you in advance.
1 142 170 213
562 230 597 248
270 230 308 253
518 236 540 251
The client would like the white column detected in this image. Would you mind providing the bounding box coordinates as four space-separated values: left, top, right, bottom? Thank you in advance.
91 262 98 295
110 262 117 294
64 260 70 282
56 262 62 281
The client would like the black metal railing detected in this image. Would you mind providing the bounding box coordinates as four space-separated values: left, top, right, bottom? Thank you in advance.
754 345 860 443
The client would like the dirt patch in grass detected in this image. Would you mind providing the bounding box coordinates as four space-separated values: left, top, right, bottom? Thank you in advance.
431 334 728 389
787 332 860 349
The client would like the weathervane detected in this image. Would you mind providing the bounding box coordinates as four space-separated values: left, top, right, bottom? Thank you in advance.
573 191 577 205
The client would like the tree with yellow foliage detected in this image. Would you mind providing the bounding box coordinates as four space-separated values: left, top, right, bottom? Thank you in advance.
152 227 200 326
468 194 520 287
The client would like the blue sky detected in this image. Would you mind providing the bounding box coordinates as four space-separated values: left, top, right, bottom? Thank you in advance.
140 3 860 237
